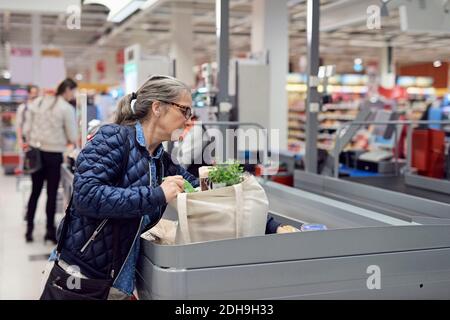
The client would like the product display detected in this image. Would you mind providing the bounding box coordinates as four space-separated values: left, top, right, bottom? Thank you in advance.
0 86 28 174
287 73 365 153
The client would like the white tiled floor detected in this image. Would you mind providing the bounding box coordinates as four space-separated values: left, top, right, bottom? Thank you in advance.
0 171 62 300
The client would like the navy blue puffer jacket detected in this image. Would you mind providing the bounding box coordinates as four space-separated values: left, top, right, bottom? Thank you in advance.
59 124 198 279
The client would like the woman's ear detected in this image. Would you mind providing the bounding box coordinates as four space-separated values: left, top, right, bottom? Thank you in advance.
152 101 161 117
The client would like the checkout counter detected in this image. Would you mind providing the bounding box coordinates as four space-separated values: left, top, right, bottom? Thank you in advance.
60 160 450 300
135 179 450 300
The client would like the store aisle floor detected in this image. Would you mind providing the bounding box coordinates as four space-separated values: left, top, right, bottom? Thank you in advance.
0 171 60 300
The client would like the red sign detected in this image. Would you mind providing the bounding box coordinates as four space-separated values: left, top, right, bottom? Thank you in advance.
96 60 105 73
378 85 408 100
116 50 124 65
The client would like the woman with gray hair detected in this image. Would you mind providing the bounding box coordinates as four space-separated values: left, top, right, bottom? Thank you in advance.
41 75 198 300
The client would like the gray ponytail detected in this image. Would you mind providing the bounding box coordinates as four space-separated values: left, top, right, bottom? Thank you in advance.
114 75 190 126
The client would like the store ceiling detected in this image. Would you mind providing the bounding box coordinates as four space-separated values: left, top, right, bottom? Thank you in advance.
1 0 449 74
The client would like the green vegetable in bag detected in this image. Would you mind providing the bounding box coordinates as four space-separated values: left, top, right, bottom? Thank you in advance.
183 179 197 193
162 177 197 193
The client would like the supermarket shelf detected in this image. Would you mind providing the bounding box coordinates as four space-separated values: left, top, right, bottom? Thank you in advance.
286 84 368 94
288 115 357 122
1 151 20 156
286 73 367 154
319 127 340 132
322 104 359 111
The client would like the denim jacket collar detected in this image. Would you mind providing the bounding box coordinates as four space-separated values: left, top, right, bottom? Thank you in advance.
134 122 164 159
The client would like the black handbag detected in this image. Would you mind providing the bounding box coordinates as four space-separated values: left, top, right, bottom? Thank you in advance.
40 197 121 300
24 146 42 174
23 98 45 174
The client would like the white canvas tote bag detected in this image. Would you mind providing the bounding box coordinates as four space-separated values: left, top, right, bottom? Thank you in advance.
170 175 269 244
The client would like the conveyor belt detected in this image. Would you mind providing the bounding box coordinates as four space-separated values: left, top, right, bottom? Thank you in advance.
342 176 450 204
265 181 416 228
294 170 450 223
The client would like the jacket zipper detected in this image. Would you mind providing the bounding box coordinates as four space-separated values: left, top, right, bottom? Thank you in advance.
113 158 163 282
112 216 144 280
80 218 108 253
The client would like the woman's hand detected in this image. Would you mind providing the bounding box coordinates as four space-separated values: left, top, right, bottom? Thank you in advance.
276 225 300 233
161 175 185 202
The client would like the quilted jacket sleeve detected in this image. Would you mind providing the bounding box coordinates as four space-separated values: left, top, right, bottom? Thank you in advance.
176 165 199 188
163 151 199 188
73 124 167 219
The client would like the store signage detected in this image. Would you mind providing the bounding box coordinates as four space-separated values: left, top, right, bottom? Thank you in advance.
397 76 434 88
116 49 125 65
11 47 32 57
0 0 79 14
400 1 450 33
124 62 137 75
41 49 63 57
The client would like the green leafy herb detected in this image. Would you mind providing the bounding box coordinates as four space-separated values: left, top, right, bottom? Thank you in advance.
208 161 244 186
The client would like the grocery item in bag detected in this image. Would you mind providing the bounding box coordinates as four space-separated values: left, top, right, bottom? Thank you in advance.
142 219 178 245
300 224 327 231
198 166 212 191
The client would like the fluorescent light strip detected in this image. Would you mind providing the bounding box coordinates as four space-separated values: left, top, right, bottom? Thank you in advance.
110 1 144 23
140 0 159 10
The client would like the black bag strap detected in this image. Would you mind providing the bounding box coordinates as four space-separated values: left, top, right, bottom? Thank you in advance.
55 196 73 255
108 127 132 278
110 221 120 279
55 125 132 279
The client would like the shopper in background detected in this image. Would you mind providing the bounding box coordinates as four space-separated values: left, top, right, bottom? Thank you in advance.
23 78 78 244
86 94 99 124
16 85 39 150
45 75 198 300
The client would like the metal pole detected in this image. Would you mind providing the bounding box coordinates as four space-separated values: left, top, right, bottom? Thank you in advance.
394 125 399 175
334 126 342 178
215 0 230 163
171 58 176 77
305 0 320 173
406 124 413 174
216 0 230 106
